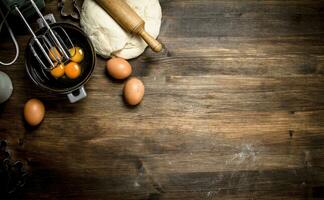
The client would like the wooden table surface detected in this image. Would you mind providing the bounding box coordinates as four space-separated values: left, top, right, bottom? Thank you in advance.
1 0 324 199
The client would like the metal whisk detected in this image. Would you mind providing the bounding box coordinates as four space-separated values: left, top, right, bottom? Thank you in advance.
15 0 74 70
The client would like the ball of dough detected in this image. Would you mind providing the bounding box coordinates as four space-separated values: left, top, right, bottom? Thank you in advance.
80 0 162 59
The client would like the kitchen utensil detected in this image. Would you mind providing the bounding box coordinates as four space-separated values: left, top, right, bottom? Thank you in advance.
94 0 163 52
58 0 81 20
0 71 13 104
1 0 94 103
0 0 45 66
25 18 96 103
0 140 29 198
0 9 18 66
0 0 72 69
0 0 45 19
16 0 73 70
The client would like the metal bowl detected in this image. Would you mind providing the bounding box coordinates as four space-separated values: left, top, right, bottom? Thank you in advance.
25 22 96 103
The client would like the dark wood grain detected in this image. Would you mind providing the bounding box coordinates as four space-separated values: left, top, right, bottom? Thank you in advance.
1 0 324 199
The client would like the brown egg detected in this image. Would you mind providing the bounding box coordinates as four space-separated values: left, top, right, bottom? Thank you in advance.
123 77 145 105
106 57 132 80
24 99 45 126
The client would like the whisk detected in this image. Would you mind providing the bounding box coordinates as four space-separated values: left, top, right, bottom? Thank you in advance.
1 0 75 70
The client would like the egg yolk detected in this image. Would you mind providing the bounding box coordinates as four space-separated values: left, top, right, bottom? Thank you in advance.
50 63 65 78
65 62 81 79
49 47 62 62
69 47 84 63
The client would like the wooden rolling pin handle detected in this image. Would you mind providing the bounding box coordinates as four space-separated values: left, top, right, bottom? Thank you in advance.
94 0 163 52
138 28 163 53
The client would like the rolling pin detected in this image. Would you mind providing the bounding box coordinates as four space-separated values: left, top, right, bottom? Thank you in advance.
94 0 163 52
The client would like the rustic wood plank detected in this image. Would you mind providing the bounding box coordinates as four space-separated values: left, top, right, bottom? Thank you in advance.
1 0 324 199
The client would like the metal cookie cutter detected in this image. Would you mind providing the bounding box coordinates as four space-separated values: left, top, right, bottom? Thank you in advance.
58 0 82 20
